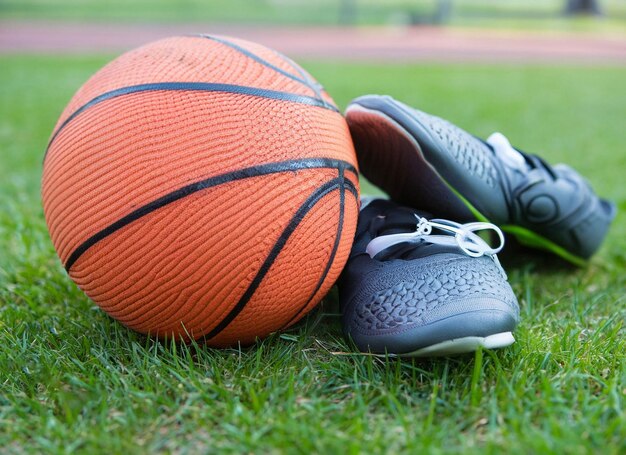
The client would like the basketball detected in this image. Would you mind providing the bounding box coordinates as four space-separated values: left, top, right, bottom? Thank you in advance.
41 35 359 347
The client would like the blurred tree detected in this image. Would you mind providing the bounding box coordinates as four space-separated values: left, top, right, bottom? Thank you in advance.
339 0 356 24
410 0 453 25
433 0 453 24
564 0 603 15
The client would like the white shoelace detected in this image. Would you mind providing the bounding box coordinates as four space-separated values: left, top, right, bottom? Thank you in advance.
366 216 508 278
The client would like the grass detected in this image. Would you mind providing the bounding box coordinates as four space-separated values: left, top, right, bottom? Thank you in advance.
1 55 625 453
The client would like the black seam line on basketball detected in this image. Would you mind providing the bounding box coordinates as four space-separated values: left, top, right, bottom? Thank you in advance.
198 35 311 92
63 158 356 272
203 178 342 341
275 50 325 92
271 49 330 110
44 81 340 162
343 179 359 199
195 35 336 112
282 166 346 328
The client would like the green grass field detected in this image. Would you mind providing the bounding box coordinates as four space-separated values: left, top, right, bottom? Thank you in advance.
1 55 625 453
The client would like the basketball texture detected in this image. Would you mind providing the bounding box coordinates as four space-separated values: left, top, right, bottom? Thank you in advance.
42 35 359 347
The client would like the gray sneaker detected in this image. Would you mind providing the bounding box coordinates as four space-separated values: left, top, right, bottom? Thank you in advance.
339 198 519 357
345 95 616 265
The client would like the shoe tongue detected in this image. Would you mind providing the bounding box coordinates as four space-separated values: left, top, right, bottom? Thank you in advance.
487 132 529 172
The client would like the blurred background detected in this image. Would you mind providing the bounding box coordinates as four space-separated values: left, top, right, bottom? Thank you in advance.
1 0 626 26
1 0 625 61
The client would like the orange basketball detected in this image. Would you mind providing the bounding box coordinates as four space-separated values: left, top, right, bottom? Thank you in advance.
42 35 359 347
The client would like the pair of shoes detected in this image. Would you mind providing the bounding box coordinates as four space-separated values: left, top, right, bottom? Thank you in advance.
338 95 615 357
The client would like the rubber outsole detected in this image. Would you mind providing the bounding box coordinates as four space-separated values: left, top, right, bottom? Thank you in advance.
402 331 515 357
346 103 588 267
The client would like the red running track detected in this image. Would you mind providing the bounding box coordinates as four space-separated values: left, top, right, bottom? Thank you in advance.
1 20 625 63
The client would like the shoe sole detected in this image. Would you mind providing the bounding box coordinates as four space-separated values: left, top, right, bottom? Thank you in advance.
346 103 587 267
402 331 515 357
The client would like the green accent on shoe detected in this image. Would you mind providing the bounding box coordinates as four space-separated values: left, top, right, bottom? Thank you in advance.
500 224 587 267
445 177 587 266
